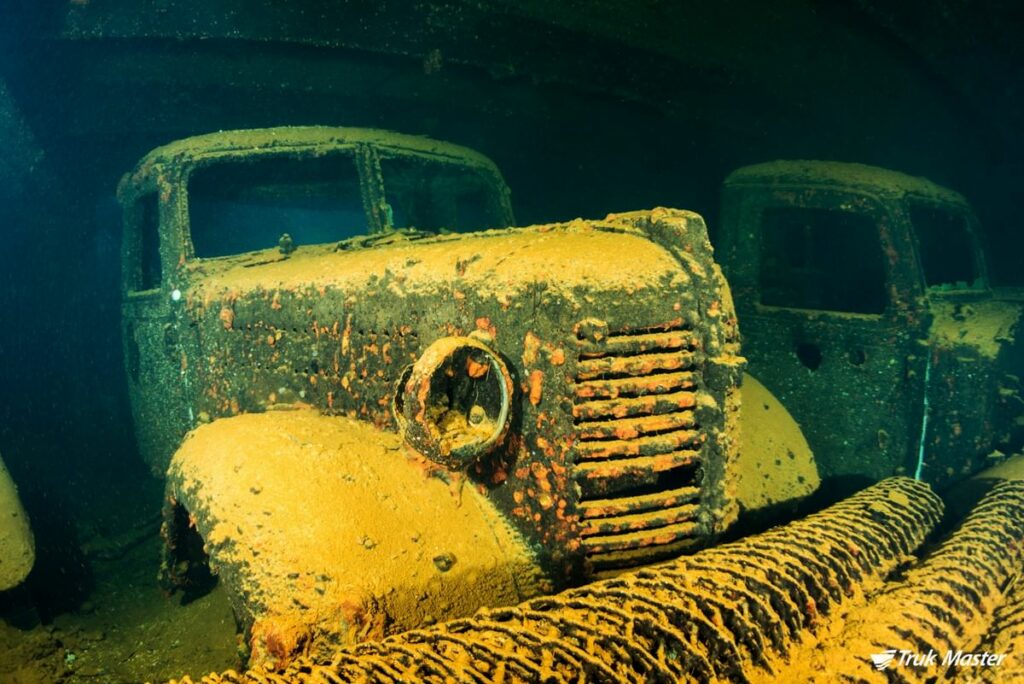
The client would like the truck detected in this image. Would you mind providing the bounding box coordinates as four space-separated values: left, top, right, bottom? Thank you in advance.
718 161 1023 489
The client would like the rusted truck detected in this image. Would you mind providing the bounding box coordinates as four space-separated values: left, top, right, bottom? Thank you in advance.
118 127 816 665
718 161 1023 488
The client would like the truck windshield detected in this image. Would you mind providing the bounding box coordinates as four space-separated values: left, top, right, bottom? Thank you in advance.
759 206 888 314
908 201 980 289
188 153 368 258
380 156 506 234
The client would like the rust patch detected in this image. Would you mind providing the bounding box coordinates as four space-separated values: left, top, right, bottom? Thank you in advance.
527 370 544 406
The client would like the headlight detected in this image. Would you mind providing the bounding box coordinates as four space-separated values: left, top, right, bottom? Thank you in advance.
398 336 513 468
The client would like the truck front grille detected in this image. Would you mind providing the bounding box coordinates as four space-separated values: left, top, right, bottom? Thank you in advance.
572 321 706 573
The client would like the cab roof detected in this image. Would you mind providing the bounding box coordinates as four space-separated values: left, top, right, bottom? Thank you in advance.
724 160 969 207
124 125 505 184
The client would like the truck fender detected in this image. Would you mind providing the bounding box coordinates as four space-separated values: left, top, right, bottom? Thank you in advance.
0 452 34 591
734 374 820 515
160 409 546 667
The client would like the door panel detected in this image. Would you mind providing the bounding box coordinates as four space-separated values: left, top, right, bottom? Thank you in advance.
121 189 192 473
726 187 928 483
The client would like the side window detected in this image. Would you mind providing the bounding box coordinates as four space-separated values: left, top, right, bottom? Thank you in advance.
188 153 367 258
380 156 505 234
132 192 162 292
908 202 978 288
759 207 888 314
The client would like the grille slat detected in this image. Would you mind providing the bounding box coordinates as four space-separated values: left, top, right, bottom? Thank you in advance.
574 450 701 482
571 320 708 570
575 430 704 461
572 390 697 421
580 503 699 537
573 371 698 400
588 537 704 574
576 351 698 381
575 412 697 441
577 330 699 357
578 485 701 518
581 520 701 554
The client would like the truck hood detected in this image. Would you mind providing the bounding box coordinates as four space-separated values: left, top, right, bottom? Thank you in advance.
182 220 690 302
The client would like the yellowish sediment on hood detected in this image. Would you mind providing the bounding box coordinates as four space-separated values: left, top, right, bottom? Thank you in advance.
190 223 684 299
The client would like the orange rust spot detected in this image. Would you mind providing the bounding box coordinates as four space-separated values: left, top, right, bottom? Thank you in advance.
475 317 497 338
530 461 548 479
270 292 282 310
528 370 544 406
466 356 490 379
614 425 640 440
267 334 276 346
219 306 234 330
453 290 466 300
549 348 565 366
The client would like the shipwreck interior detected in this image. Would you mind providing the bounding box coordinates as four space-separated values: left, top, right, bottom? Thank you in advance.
1 2 1023 682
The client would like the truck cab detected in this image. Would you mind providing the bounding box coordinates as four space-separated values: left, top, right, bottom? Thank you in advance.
119 128 815 665
719 161 1023 488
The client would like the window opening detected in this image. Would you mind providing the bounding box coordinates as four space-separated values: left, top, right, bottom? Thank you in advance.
759 206 887 314
380 156 504 234
908 202 978 289
189 153 367 258
137 193 162 291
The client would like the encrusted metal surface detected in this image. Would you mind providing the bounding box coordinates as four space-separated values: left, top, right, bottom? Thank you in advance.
967 570 1024 683
168 477 942 683
774 479 1024 682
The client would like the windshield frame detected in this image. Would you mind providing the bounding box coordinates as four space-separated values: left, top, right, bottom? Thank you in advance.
180 143 371 262
904 195 990 296
371 145 515 235
172 141 515 263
